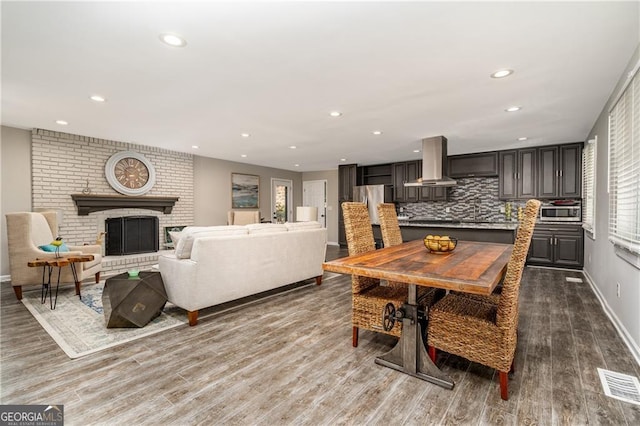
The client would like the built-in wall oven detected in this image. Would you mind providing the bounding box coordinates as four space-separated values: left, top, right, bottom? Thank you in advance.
539 202 582 222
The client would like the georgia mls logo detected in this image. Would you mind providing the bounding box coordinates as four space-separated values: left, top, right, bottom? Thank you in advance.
0 404 64 426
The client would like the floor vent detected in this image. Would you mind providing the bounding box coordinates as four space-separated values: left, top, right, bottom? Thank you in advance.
565 277 583 283
598 368 640 405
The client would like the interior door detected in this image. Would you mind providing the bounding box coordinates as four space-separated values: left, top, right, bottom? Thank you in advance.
303 179 327 227
271 178 293 223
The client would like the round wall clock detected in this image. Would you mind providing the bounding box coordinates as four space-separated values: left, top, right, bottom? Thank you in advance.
105 151 156 196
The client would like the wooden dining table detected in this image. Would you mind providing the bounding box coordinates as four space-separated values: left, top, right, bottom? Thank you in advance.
322 239 513 389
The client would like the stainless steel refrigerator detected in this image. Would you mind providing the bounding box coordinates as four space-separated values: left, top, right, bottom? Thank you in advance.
352 185 394 225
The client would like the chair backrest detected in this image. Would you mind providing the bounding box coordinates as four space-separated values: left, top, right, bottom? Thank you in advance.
341 202 379 294
342 202 375 256
377 203 403 247
496 199 541 329
227 210 260 225
5 212 57 251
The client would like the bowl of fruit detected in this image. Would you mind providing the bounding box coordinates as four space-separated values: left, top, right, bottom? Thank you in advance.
423 235 457 254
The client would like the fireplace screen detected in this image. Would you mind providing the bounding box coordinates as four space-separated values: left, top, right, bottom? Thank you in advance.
105 216 159 256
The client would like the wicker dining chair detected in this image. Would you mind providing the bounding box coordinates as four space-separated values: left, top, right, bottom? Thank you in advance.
377 203 445 302
342 202 409 347
427 198 541 400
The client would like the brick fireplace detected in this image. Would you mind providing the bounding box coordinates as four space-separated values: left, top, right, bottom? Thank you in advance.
30 129 195 275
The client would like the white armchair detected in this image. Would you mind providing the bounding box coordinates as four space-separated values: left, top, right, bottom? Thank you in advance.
5 211 102 300
227 210 260 225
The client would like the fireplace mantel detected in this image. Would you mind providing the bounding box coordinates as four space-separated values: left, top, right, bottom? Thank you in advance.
71 194 179 215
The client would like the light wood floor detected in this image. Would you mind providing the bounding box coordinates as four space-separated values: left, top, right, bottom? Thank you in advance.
2 246 640 425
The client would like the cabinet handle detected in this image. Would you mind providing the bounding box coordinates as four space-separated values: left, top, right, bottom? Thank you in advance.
559 170 563 177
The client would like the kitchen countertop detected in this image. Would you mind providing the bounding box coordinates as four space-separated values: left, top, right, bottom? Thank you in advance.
393 219 583 230
396 220 519 230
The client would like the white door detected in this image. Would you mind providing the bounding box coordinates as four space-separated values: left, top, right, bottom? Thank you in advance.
303 180 327 227
271 178 293 223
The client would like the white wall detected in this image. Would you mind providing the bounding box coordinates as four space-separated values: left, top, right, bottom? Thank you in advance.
302 169 339 245
193 155 303 226
584 42 640 358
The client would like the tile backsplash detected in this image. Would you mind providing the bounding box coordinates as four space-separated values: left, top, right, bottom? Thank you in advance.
398 177 528 222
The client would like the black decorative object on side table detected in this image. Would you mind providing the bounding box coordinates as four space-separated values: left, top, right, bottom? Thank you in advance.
102 271 168 328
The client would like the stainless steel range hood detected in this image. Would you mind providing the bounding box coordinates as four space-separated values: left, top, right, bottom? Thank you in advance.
403 136 457 187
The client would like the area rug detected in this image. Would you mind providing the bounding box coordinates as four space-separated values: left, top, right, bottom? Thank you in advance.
21 282 187 359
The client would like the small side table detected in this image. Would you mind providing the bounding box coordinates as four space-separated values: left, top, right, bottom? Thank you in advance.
102 271 168 328
27 254 95 309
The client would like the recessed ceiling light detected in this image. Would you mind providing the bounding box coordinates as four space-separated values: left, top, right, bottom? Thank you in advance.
241 133 250 138
294 164 300 167
241 154 247 158
192 145 199 149
159 33 187 47
413 149 420 153
55 120 68 125
289 145 297 149
505 106 521 112
372 130 382 135
329 111 342 117
518 137 528 141
491 69 514 78
90 95 106 102
340 158 347 162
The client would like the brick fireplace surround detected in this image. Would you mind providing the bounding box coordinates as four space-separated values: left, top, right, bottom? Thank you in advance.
31 129 194 276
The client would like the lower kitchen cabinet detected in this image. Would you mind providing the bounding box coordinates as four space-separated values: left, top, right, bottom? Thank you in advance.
527 224 583 268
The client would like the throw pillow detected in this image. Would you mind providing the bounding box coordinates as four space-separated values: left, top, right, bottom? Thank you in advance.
168 230 183 245
39 243 70 252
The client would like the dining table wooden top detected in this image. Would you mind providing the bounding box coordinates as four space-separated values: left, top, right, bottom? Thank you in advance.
323 239 513 296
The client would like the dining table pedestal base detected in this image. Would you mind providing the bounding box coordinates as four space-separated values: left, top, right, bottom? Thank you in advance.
374 286 454 390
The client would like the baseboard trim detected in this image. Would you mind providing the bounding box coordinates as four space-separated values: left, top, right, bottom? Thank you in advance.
582 269 640 365
327 241 339 246
0 275 11 283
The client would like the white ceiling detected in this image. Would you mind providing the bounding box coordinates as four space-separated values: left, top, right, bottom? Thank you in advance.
2 1 638 172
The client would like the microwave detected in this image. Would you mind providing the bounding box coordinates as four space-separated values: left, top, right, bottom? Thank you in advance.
539 204 582 222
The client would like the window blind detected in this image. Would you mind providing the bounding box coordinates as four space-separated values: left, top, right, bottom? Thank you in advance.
583 137 596 236
609 68 640 254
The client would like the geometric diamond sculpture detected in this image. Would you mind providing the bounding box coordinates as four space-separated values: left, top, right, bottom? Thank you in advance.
102 271 168 328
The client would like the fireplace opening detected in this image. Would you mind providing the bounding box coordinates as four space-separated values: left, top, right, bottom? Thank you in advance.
105 216 159 256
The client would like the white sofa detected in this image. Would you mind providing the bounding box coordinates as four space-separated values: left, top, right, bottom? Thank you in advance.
159 221 327 325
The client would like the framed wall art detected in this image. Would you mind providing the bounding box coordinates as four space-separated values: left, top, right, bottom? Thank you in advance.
231 173 259 208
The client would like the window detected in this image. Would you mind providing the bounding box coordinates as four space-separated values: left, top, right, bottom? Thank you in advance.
608 65 640 254
582 137 596 237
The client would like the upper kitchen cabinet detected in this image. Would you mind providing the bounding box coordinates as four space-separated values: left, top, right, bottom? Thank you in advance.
448 152 499 178
499 149 536 199
393 161 420 202
359 163 393 186
338 164 358 201
537 143 582 199
393 160 448 202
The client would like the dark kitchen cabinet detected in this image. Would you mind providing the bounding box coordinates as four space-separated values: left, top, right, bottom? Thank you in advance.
338 164 358 246
527 224 583 268
537 144 582 199
393 161 420 202
394 160 448 202
559 144 582 198
360 163 392 186
499 149 536 199
448 152 499 178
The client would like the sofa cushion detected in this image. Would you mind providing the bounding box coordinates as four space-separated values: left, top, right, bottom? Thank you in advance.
285 221 322 231
175 226 248 259
245 223 288 234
